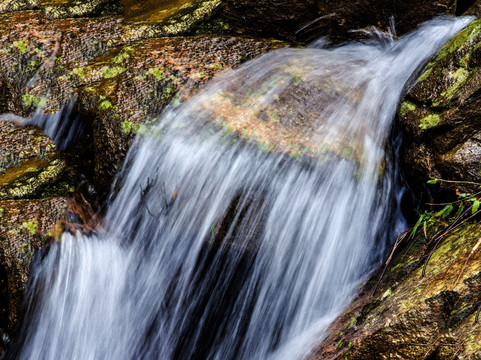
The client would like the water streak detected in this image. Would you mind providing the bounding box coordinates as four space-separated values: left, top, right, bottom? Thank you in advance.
6 17 471 360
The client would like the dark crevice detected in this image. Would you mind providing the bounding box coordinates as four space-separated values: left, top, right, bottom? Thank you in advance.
456 0 476 15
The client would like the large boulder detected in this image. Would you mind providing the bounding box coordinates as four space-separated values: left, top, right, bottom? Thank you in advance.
74 35 287 190
311 222 481 360
399 19 481 197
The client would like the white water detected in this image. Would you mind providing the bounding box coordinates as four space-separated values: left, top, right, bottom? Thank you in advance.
6 17 471 360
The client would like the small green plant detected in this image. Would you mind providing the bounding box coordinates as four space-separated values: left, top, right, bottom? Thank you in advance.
410 178 481 239
374 177 481 295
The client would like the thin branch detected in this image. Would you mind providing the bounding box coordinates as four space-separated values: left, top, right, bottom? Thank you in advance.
372 230 409 295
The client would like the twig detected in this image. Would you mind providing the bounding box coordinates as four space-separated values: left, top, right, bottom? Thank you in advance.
454 236 481 286
372 230 409 295
429 178 481 186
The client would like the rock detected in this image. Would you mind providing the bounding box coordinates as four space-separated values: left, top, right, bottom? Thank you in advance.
0 118 73 200
121 0 460 44
208 0 458 43
0 116 84 330
0 0 122 19
0 10 287 192
122 0 222 36
0 197 68 329
464 0 481 17
399 19 481 197
310 222 481 360
191 52 370 163
74 35 287 191
0 0 37 13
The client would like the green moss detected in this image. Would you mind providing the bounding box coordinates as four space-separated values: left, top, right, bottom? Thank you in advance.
71 67 85 79
419 114 441 130
22 221 37 235
162 86 174 99
27 59 38 71
103 66 126 79
99 100 114 111
399 101 416 116
433 20 481 64
347 316 356 329
439 67 470 102
22 93 40 108
417 67 433 83
112 52 131 64
121 121 140 135
11 40 28 54
148 67 165 81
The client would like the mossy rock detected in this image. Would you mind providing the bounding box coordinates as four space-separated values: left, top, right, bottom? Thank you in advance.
310 222 481 360
399 18 481 198
39 0 123 19
0 120 74 200
122 0 221 33
0 0 122 18
0 0 38 13
0 197 68 329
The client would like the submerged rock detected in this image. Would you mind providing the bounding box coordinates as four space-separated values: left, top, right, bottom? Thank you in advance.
399 19 481 196
311 222 481 360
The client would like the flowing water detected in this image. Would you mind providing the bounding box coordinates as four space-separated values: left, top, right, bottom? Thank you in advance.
5 17 471 360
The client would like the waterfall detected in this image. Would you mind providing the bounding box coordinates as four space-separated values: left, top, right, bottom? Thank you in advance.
5 17 471 360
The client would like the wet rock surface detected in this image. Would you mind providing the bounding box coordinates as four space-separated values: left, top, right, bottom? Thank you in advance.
120 0 460 44
74 35 287 191
0 116 80 332
310 222 481 360
399 18 481 197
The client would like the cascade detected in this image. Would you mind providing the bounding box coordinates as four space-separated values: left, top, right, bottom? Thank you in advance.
5 17 471 360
